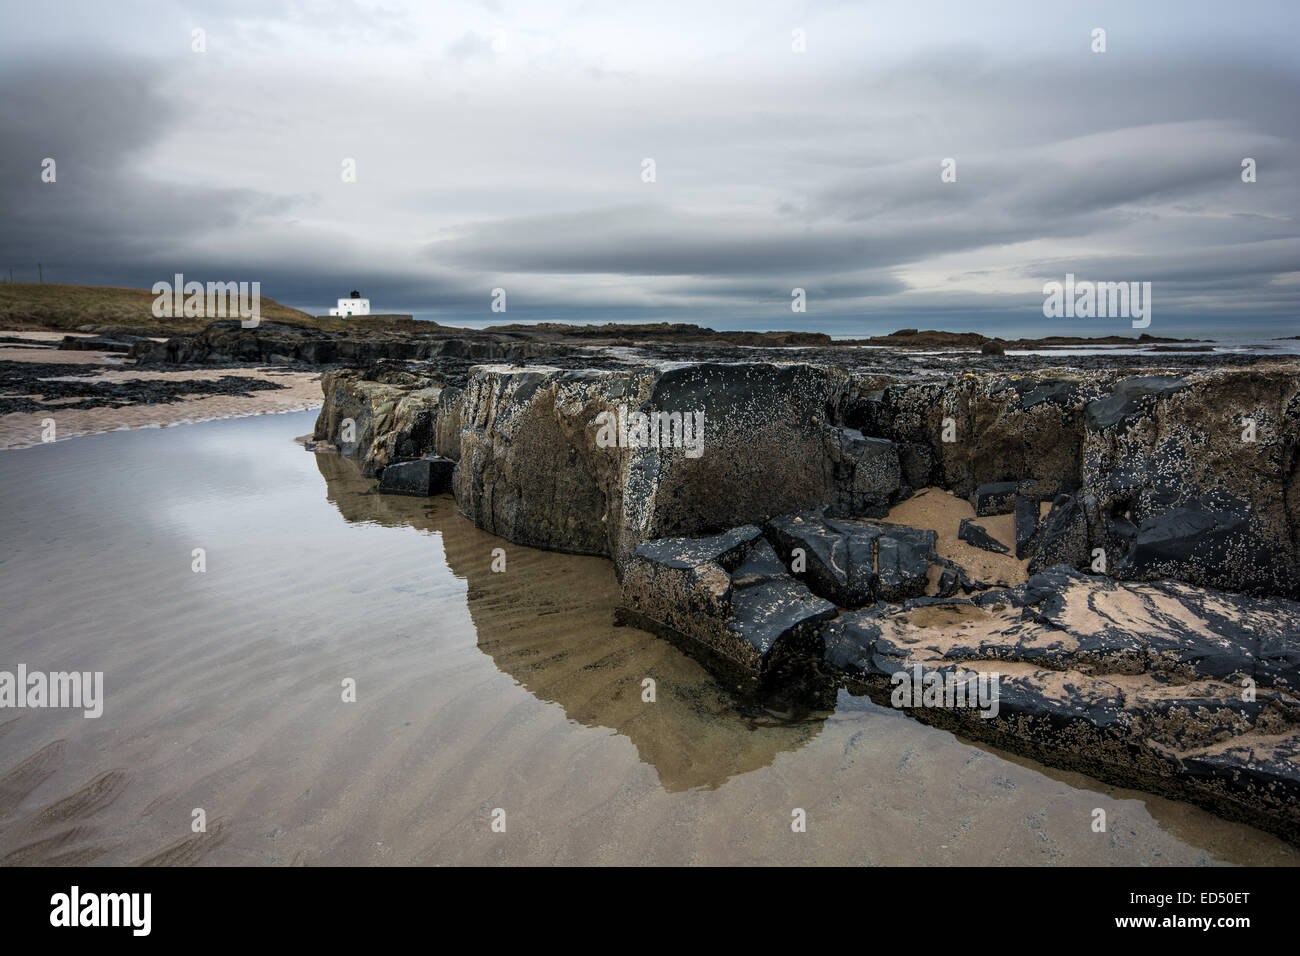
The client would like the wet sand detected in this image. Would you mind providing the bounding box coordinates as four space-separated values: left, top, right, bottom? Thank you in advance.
885 487 1027 587
0 343 322 450
0 412 1295 865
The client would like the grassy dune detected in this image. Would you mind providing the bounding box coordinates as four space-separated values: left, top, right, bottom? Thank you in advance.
0 282 318 333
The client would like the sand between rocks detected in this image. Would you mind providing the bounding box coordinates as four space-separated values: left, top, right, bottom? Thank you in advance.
885 487 1029 588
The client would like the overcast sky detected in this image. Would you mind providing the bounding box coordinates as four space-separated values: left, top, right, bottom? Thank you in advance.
2 0 1297 336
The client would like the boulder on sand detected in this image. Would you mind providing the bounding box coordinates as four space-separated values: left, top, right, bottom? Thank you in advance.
765 511 939 606
958 517 1010 555
616 527 837 683
377 455 455 496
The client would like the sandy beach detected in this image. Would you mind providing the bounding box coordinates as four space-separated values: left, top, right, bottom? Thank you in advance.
0 338 322 450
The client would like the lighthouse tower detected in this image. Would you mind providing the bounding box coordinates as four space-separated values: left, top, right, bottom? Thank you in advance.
329 290 370 317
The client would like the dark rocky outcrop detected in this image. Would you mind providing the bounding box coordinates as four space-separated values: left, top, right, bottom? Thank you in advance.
0 360 287 415
1082 367 1299 596
765 512 939 607
1027 493 1089 573
847 373 1087 502
1014 495 1039 559
312 359 1300 598
974 481 1019 516
615 527 836 684
448 362 911 567
619 535 1300 841
305 346 1300 839
311 365 445 475
58 334 147 353
828 566 1300 842
377 455 454 496
132 320 431 365
129 319 567 368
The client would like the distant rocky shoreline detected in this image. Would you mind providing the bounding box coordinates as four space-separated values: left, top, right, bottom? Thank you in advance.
119 318 1221 366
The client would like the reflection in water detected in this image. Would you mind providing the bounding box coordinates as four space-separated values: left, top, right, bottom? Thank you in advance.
314 452 828 792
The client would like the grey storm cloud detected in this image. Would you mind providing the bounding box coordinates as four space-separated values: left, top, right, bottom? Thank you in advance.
0 57 316 273
0 0 1297 334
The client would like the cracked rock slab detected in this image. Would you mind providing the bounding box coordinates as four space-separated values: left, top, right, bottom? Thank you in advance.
617 528 836 678
765 511 939 607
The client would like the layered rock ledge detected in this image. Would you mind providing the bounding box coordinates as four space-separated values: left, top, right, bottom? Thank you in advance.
320 360 1298 595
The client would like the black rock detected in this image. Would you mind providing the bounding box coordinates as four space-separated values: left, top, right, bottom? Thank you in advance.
58 335 142 353
872 523 940 602
632 524 762 572
935 567 960 597
958 517 1010 554
897 441 934 489
730 576 838 660
1013 379 1079 410
1027 493 1089 573
828 427 903 514
765 512 938 607
1085 375 1189 431
730 538 791 587
810 563 1300 841
1118 499 1256 583
820 607 889 677
1014 495 1039 559
617 526 836 683
764 512 878 607
377 455 454 496
974 481 1018 516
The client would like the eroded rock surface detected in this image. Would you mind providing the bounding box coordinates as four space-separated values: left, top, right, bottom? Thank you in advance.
129 319 566 368
827 566 1300 841
312 365 444 477
313 358 1300 597
765 511 938 606
615 526 836 681
1081 367 1300 596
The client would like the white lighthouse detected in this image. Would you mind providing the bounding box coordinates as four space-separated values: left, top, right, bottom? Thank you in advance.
329 290 370 317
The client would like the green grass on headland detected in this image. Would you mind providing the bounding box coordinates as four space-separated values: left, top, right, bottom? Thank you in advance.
0 282 438 334
0 282 318 333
